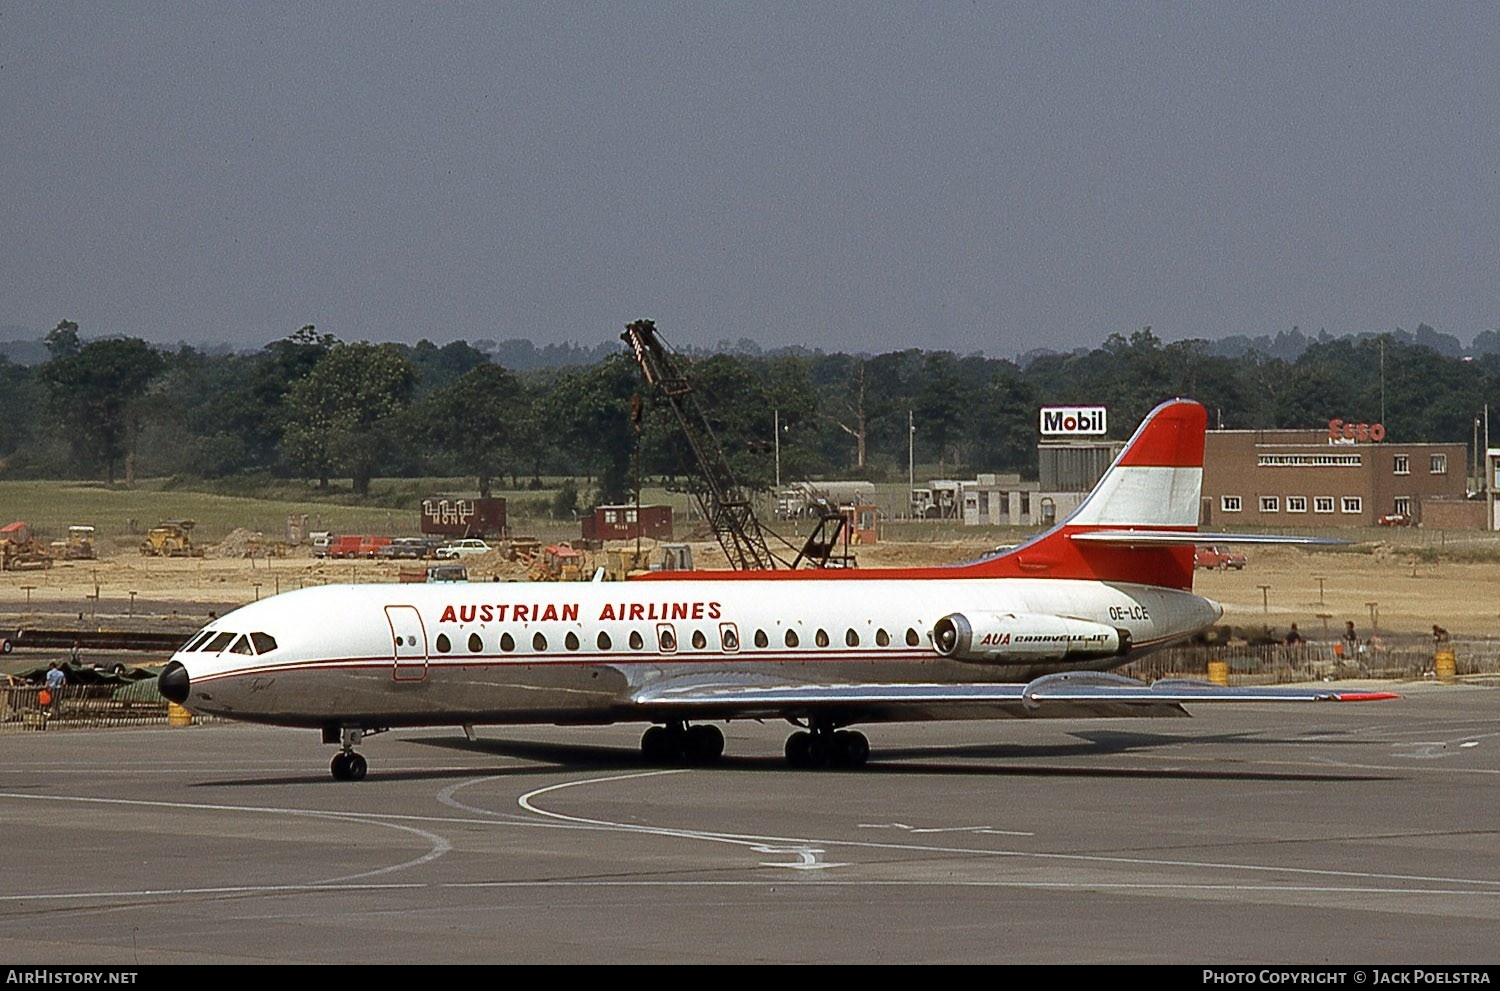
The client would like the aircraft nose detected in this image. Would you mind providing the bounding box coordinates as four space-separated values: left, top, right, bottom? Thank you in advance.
157 660 190 704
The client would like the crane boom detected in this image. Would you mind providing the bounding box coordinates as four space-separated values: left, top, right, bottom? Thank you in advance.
621 319 850 570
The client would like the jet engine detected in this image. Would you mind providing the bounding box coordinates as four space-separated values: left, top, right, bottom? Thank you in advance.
932 612 1131 664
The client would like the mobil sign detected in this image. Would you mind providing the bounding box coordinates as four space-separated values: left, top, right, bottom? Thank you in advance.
1040 406 1107 436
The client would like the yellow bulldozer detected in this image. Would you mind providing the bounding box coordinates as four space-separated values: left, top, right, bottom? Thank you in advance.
139 520 204 557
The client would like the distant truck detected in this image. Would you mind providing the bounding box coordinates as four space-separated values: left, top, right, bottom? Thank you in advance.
1194 545 1247 570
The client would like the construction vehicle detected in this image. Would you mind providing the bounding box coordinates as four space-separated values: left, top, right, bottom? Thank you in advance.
529 543 587 581
505 536 542 562
621 319 851 570
139 520 204 557
62 525 97 560
0 522 53 570
601 542 694 581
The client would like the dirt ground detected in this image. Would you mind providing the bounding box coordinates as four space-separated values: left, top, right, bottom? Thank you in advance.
2 537 1494 649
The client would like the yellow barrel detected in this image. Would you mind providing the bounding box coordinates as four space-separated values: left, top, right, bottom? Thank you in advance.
1434 648 1456 683
167 702 193 727
1207 659 1230 686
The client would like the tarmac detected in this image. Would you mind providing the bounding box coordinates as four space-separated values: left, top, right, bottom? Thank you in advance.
1 679 1498 966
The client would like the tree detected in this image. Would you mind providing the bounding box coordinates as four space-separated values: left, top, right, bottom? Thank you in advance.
40 334 165 484
282 342 416 495
419 361 521 497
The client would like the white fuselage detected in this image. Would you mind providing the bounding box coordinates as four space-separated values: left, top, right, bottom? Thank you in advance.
167 576 1223 728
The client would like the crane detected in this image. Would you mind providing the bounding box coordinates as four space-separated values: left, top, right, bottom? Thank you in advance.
620 319 850 570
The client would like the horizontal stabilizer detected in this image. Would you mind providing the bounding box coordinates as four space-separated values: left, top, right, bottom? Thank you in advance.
1071 530 1346 547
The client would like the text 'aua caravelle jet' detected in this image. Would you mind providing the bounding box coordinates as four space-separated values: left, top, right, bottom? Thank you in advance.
157 399 1396 780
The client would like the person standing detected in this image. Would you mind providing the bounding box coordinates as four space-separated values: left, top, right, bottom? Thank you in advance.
44 661 65 718
1284 623 1305 645
1341 620 1358 659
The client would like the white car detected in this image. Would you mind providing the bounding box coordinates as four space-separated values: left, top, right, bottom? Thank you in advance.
435 538 493 559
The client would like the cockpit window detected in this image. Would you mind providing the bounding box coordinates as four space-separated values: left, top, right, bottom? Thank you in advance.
249 632 278 654
182 630 215 652
228 635 254 655
201 631 235 652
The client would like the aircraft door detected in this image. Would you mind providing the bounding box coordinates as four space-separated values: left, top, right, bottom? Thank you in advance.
385 605 429 681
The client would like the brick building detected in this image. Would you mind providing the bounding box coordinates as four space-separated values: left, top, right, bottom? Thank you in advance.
1201 427 1469 528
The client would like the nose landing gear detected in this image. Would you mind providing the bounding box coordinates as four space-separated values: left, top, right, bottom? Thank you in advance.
327 725 370 781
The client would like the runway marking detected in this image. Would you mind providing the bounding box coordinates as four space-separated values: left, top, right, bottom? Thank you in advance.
860 822 1034 836
2 879 1499 905
5 782 1500 900
0 790 451 886
514 772 846 871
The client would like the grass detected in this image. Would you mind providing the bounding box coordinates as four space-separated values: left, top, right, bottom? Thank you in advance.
6 475 1500 562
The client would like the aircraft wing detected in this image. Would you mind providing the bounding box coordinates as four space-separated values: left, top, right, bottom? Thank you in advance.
631 671 1397 724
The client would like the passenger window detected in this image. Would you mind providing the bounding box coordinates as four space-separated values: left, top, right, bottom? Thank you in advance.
532 632 548 651
566 632 580 651
597 632 612 651
875 628 890 647
754 629 768 649
720 624 739 651
845 629 859 647
658 625 677 652
228 635 253 655
815 629 829 648
500 632 515 652
250 632 278 654
629 630 644 650
906 628 920 647
468 632 483 653
691 630 707 649
785 629 799 648
435 633 451 654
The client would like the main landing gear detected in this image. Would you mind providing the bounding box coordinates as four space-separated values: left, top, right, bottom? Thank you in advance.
638 719 871 769
326 725 371 781
784 721 869 769
641 721 725 764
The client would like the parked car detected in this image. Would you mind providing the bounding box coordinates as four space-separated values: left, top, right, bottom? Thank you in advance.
1194 545 1247 570
1377 512 1413 527
378 537 439 560
436 538 493 559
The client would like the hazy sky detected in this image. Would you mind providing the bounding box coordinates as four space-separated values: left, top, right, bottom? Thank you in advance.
3 2 1497 358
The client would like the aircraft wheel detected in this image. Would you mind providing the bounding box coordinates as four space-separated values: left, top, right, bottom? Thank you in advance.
834 731 870 767
785 730 813 768
330 753 351 781
346 753 368 781
641 725 678 763
685 724 724 763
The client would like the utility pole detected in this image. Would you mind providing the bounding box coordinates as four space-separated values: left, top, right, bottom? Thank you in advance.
908 410 915 519
774 408 780 489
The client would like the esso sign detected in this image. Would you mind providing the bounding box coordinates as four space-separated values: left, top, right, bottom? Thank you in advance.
1040 406 1107 436
1328 419 1386 442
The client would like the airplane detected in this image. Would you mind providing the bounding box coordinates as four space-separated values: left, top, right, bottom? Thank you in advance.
156 398 1396 780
